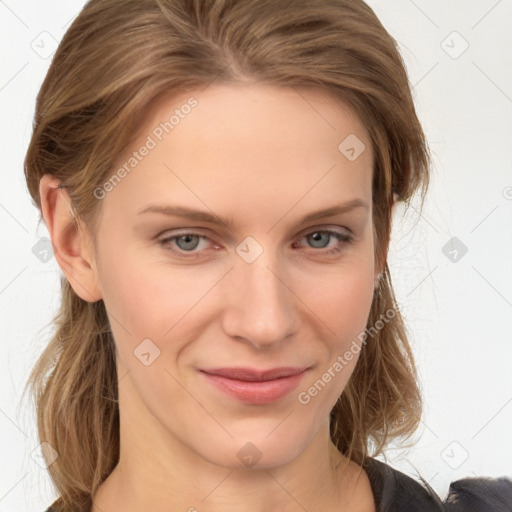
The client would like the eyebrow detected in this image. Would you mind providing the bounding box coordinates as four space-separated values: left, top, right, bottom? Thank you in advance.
137 198 369 230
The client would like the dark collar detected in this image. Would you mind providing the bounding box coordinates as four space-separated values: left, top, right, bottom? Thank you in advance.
362 456 444 511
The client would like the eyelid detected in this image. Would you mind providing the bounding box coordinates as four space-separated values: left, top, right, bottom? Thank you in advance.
157 224 354 258
298 223 353 237
157 225 352 243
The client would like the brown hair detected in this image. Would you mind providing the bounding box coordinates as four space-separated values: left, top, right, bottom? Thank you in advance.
23 0 431 510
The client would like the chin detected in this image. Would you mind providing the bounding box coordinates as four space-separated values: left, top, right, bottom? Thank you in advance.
196 428 310 471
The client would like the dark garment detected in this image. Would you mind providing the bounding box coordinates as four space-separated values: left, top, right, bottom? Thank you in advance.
362 457 512 511
362 456 444 511
44 456 512 512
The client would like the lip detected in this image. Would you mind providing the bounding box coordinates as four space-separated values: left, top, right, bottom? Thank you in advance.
200 366 310 404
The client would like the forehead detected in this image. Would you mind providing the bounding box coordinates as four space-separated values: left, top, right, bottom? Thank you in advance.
102 83 373 222
142 82 371 154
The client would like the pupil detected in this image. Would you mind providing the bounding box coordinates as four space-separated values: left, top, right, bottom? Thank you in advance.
177 235 199 251
310 232 328 248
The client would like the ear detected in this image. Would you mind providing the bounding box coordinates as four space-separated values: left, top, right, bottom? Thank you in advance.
39 174 102 302
374 193 399 286
390 193 399 222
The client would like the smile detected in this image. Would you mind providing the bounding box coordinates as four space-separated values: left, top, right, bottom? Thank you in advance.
199 367 310 405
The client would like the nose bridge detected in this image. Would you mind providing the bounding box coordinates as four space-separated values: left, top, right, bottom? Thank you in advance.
223 238 298 347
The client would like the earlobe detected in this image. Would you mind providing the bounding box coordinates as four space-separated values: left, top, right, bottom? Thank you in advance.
390 196 399 220
39 174 103 303
373 195 398 287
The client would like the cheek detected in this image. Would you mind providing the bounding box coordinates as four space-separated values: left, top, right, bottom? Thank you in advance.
96 239 205 338
95 240 227 393
294 250 375 382
297 254 375 339
96 250 200 397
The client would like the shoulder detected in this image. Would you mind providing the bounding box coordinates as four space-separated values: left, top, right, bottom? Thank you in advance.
362 456 444 511
444 474 512 511
362 457 512 512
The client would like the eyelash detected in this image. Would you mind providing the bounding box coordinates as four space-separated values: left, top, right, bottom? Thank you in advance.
157 229 353 259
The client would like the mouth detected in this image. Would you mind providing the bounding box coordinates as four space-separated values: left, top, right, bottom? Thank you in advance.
199 366 310 404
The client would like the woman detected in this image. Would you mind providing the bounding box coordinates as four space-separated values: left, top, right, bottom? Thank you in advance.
24 1 511 511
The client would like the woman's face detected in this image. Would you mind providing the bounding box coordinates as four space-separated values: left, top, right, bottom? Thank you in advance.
89 83 377 469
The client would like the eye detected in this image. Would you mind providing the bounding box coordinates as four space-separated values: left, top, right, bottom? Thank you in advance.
158 232 214 258
293 229 353 256
158 228 353 259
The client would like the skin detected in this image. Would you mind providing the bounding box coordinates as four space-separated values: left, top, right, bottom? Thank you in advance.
39 83 385 512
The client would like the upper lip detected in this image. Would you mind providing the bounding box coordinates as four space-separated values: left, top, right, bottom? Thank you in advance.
200 366 309 382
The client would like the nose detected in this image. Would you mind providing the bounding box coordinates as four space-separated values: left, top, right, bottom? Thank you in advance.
221 247 300 350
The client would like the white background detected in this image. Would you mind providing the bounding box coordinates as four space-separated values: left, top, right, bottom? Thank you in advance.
1 1 511 510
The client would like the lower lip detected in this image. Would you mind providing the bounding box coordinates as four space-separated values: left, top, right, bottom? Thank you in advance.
201 370 308 405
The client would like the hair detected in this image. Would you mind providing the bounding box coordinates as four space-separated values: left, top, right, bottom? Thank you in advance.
23 0 432 510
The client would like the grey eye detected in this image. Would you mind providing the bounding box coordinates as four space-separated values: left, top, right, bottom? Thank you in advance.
306 232 332 249
175 234 201 251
